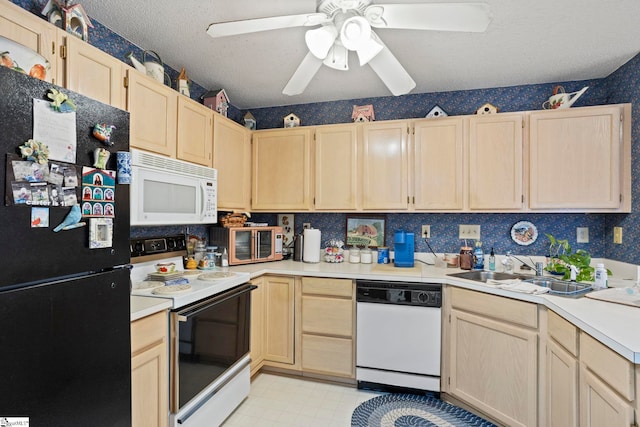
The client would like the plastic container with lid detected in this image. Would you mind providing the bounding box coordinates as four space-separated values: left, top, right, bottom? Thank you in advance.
360 247 372 264
594 263 608 290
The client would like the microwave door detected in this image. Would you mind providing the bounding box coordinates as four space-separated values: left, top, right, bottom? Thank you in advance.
255 229 274 261
233 229 253 263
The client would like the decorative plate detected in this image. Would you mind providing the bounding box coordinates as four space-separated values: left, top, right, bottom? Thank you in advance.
0 35 50 80
511 221 538 246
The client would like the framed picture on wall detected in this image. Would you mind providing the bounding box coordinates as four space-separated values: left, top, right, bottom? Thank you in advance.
345 215 386 248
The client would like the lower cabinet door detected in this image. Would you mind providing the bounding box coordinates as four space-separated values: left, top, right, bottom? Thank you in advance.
546 339 578 427
132 342 168 427
302 334 354 378
579 366 634 427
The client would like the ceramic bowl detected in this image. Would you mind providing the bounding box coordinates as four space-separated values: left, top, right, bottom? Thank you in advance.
155 262 176 273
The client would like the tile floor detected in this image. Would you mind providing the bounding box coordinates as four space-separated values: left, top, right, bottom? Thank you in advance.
222 373 384 427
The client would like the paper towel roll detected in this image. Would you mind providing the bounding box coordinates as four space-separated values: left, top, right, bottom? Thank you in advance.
303 229 321 263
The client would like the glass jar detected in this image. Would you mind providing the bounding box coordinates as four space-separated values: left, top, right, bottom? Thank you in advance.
349 247 361 263
205 246 217 269
194 241 206 263
459 246 474 270
360 247 372 264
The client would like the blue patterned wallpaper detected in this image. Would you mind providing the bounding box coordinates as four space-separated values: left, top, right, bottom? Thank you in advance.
11 1 638 262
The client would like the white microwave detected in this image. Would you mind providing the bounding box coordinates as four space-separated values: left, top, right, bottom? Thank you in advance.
130 149 217 225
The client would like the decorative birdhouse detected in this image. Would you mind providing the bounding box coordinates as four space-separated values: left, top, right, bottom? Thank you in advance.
283 113 300 128
243 112 256 130
176 68 191 97
42 0 93 42
352 104 375 122
202 89 230 117
476 103 498 115
426 105 448 118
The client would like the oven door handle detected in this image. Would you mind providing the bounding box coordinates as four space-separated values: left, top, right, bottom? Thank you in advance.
176 283 257 320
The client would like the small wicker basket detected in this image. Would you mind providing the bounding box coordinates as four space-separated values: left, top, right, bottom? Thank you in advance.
220 213 247 228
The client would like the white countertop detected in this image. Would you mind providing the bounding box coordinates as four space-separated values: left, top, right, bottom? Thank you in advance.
131 295 172 322
227 259 640 364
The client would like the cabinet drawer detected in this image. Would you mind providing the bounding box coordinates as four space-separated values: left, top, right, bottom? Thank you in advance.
580 332 634 401
302 277 353 298
131 311 167 355
547 309 578 356
302 296 353 337
450 287 537 328
302 334 354 378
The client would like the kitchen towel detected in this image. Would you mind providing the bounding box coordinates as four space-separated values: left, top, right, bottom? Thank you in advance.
303 228 321 263
486 279 550 294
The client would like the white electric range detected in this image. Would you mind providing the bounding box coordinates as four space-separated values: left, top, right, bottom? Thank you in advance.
130 235 254 427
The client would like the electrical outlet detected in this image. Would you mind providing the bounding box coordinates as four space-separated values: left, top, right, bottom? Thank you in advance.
303 223 311 229
613 226 623 244
459 224 480 240
421 225 431 239
576 227 589 243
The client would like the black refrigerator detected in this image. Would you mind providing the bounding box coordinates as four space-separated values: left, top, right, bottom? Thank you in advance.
0 66 131 426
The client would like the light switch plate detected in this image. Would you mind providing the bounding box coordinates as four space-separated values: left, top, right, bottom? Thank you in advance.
576 227 589 243
459 224 480 240
613 226 623 244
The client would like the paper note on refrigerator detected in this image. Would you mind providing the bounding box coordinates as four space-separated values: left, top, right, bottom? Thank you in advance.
33 98 77 163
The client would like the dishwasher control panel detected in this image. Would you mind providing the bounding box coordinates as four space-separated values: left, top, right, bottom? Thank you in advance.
356 281 441 307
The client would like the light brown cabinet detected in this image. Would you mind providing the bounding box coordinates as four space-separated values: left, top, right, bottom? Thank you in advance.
126 69 177 157
263 275 296 365
579 332 635 426
252 128 313 211
545 310 579 427
62 35 125 109
445 286 538 427
0 0 60 84
529 104 630 212
413 117 464 210
361 120 410 210
131 310 168 427
213 113 252 211
249 277 265 375
300 277 355 378
176 96 213 167
468 113 524 210
314 124 359 210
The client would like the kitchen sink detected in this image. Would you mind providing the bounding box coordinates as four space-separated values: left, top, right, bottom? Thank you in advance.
447 270 531 282
523 278 592 297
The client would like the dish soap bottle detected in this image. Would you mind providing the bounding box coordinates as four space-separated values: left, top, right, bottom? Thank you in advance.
221 248 229 268
473 241 484 270
594 263 608 290
488 247 496 271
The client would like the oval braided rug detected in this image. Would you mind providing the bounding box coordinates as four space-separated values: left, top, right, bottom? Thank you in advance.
352 394 496 427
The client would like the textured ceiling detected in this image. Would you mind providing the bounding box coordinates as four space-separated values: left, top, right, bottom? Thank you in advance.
79 0 640 109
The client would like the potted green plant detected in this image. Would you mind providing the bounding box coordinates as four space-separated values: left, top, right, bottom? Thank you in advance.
545 233 570 276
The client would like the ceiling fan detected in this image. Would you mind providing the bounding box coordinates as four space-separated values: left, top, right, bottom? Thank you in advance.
207 1 491 97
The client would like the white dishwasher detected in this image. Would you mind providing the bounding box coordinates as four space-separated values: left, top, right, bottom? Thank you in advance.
356 280 442 393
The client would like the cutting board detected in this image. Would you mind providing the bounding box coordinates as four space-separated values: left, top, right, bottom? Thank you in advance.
585 287 640 308
372 264 422 276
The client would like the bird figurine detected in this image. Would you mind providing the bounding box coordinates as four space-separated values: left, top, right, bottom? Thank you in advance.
53 204 84 232
47 88 76 112
93 123 116 146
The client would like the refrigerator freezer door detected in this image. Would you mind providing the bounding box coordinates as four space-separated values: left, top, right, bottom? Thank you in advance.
0 67 130 289
0 268 131 426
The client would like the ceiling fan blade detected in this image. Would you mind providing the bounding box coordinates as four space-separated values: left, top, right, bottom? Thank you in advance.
282 52 324 96
365 3 491 32
207 13 329 38
367 45 416 96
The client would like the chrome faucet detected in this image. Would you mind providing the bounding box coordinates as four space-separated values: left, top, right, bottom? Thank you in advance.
510 254 544 276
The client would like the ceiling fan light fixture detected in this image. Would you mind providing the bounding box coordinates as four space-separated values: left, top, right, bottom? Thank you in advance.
339 16 372 51
323 43 349 70
305 24 338 59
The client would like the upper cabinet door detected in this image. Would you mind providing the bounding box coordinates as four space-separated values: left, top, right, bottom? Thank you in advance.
314 124 359 210
252 128 312 211
213 113 251 211
126 69 177 157
413 118 464 210
0 1 59 84
361 121 409 210
469 114 524 210
176 96 213 167
529 105 624 211
64 35 125 109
